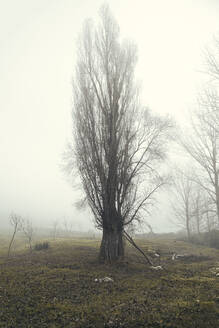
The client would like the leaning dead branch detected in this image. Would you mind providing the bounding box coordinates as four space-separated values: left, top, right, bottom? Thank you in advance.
124 231 153 265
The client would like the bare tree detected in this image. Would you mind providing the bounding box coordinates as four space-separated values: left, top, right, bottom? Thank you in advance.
171 169 219 239
65 5 172 263
173 37 219 234
201 195 218 232
178 35 219 225
51 219 59 240
144 221 155 235
22 218 34 252
171 170 195 241
62 218 74 237
190 186 205 235
180 91 219 224
204 36 219 82
7 213 22 257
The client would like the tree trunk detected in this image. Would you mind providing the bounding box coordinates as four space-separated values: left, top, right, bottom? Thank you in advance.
7 223 18 258
206 211 211 232
99 227 124 263
216 184 219 224
196 215 200 235
186 213 191 242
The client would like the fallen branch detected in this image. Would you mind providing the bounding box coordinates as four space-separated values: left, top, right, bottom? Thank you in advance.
124 231 153 266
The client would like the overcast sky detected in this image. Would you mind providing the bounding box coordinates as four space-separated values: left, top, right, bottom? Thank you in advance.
0 0 219 232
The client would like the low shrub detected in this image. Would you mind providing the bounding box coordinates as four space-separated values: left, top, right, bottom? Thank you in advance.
34 241 49 251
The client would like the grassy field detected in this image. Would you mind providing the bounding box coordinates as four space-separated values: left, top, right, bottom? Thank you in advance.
0 236 219 327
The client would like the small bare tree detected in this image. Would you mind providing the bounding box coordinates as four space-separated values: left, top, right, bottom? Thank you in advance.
22 219 34 252
8 213 22 257
62 218 74 237
171 170 195 241
51 219 59 240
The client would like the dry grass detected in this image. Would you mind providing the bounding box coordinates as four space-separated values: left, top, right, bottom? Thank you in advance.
0 237 219 327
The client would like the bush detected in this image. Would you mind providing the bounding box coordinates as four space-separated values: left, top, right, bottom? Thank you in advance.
34 242 49 251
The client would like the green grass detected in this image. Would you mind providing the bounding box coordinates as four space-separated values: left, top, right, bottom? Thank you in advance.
0 237 219 327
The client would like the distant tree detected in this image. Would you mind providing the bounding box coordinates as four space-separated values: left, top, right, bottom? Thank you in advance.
180 36 219 225
22 218 34 252
204 35 219 82
171 170 195 241
62 218 74 237
51 219 59 240
65 5 172 263
7 213 22 257
180 90 219 224
144 221 155 235
190 186 205 235
202 197 218 232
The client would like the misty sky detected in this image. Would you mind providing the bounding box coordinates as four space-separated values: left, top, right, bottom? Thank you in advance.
0 0 219 232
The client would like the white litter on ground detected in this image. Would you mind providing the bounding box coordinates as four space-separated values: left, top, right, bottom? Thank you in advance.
172 253 176 260
94 277 114 283
209 267 219 276
150 266 163 271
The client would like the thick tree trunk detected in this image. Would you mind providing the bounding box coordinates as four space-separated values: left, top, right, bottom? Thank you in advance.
99 227 124 263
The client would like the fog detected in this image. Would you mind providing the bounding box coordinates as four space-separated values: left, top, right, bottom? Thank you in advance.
0 0 219 232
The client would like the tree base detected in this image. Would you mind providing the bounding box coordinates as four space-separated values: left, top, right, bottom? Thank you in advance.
99 228 124 263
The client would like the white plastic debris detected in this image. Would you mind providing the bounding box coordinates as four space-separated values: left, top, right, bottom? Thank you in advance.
150 265 163 271
94 276 114 283
154 253 160 257
172 253 176 260
209 266 219 276
175 254 185 258
102 277 114 282
171 254 187 260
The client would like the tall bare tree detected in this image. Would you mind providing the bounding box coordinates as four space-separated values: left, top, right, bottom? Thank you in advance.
180 91 219 224
202 36 219 133
204 36 219 82
66 6 172 262
178 36 219 225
